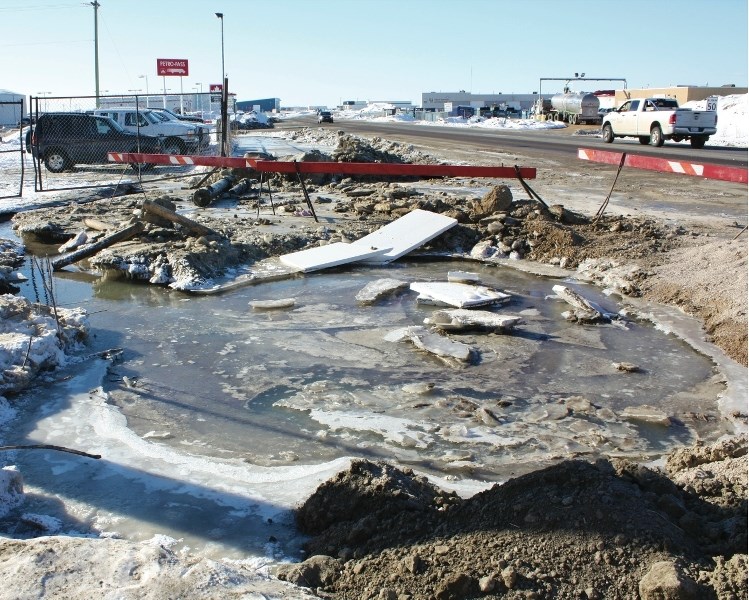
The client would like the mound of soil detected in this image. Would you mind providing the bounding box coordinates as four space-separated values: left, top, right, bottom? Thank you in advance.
278 437 747 599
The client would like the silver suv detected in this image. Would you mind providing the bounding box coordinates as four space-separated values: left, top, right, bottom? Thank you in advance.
93 108 208 154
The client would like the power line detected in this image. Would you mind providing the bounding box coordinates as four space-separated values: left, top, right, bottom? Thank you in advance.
0 3 85 12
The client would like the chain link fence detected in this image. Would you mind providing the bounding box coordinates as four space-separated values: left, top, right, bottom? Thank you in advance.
18 93 226 194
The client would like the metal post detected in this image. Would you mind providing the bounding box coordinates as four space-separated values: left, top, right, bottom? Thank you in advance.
91 1 100 107
216 12 227 156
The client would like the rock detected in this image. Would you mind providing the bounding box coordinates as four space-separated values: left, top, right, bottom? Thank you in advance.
470 185 513 219
435 573 479 600
501 565 518 589
638 560 700 599
470 239 497 259
275 555 341 588
479 575 498 592
402 554 425 574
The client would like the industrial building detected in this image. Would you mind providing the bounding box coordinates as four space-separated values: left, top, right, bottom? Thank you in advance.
0 89 25 126
235 97 281 113
421 91 542 113
422 85 746 118
614 85 746 105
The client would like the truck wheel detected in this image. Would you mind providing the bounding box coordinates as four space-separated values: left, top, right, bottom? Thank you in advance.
690 136 707 149
601 124 614 143
126 147 154 172
44 148 70 173
638 136 650 145
163 137 185 155
650 126 664 147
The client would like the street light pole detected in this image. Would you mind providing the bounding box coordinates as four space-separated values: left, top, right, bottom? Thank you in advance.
91 1 100 107
194 83 203 116
215 12 225 81
215 12 227 156
139 74 149 107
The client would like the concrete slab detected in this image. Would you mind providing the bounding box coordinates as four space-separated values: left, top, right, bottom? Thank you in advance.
353 209 457 263
279 242 391 273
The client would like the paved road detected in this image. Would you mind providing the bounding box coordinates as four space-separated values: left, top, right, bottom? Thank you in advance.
282 115 747 168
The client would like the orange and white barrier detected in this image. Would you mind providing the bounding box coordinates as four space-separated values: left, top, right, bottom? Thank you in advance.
577 148 747 184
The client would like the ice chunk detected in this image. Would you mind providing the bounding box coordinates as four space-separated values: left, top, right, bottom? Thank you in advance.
385 325 473 362
447 271 480 283
355 278 409 304
424 308 522 332
249 298 296 310
620 405 672 426
0 466 24 519
410 281 511 308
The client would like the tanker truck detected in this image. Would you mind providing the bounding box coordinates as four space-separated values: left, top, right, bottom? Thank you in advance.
533 92 601 125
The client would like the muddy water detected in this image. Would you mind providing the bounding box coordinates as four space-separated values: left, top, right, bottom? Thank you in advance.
1 222 731 558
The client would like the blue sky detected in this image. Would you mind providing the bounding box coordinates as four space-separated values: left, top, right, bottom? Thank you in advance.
1 0 746 107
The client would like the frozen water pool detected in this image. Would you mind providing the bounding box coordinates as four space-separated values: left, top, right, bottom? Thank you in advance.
1 227 734 560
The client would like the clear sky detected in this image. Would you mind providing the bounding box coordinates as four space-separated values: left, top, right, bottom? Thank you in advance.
1 0 746 108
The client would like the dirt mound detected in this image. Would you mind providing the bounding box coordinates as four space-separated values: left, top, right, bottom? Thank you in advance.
279 437 747 599
638 239 748 367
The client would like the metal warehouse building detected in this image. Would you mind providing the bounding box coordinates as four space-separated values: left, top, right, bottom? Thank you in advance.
0 90 26 126
235 98 281 113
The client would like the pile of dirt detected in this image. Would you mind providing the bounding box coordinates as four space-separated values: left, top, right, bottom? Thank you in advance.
277 436 747 599
638 238 748 367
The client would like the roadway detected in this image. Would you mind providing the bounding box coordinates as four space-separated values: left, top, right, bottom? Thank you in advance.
280 115 747 169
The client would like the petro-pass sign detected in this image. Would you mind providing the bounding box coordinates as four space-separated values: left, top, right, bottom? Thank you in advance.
157 58 189 77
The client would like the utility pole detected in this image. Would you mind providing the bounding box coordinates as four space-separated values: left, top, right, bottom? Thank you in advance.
215 12 227 157
91 1 100 107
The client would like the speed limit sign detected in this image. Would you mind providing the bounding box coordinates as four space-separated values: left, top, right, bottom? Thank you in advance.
705 96 718 111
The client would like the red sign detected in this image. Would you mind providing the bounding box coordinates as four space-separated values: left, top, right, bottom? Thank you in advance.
209 84 223 93
157 58 189 77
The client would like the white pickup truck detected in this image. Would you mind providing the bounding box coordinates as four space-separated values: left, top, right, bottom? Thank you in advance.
92 108 209 154
601 97 717 148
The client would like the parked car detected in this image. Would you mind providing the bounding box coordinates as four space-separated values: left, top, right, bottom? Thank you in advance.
149 107 206 124
318 111 334 123
92 108 208 154
29 112 162 172
147 108 212 144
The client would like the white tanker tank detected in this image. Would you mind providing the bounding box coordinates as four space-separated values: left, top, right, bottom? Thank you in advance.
549 92 600 125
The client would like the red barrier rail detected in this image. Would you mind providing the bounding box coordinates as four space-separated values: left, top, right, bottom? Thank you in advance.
578 148 747 184
108 152 536 179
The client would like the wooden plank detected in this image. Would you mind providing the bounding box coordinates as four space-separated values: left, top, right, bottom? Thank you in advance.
52 222 144 271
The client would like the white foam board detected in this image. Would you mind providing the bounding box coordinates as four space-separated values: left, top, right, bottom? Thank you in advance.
353 209 457 263
279 243 391 273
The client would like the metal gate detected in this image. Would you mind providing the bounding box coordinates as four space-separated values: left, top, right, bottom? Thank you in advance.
25 94 221 194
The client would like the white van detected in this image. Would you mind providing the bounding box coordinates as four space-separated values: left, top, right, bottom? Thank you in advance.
92 108 208 154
